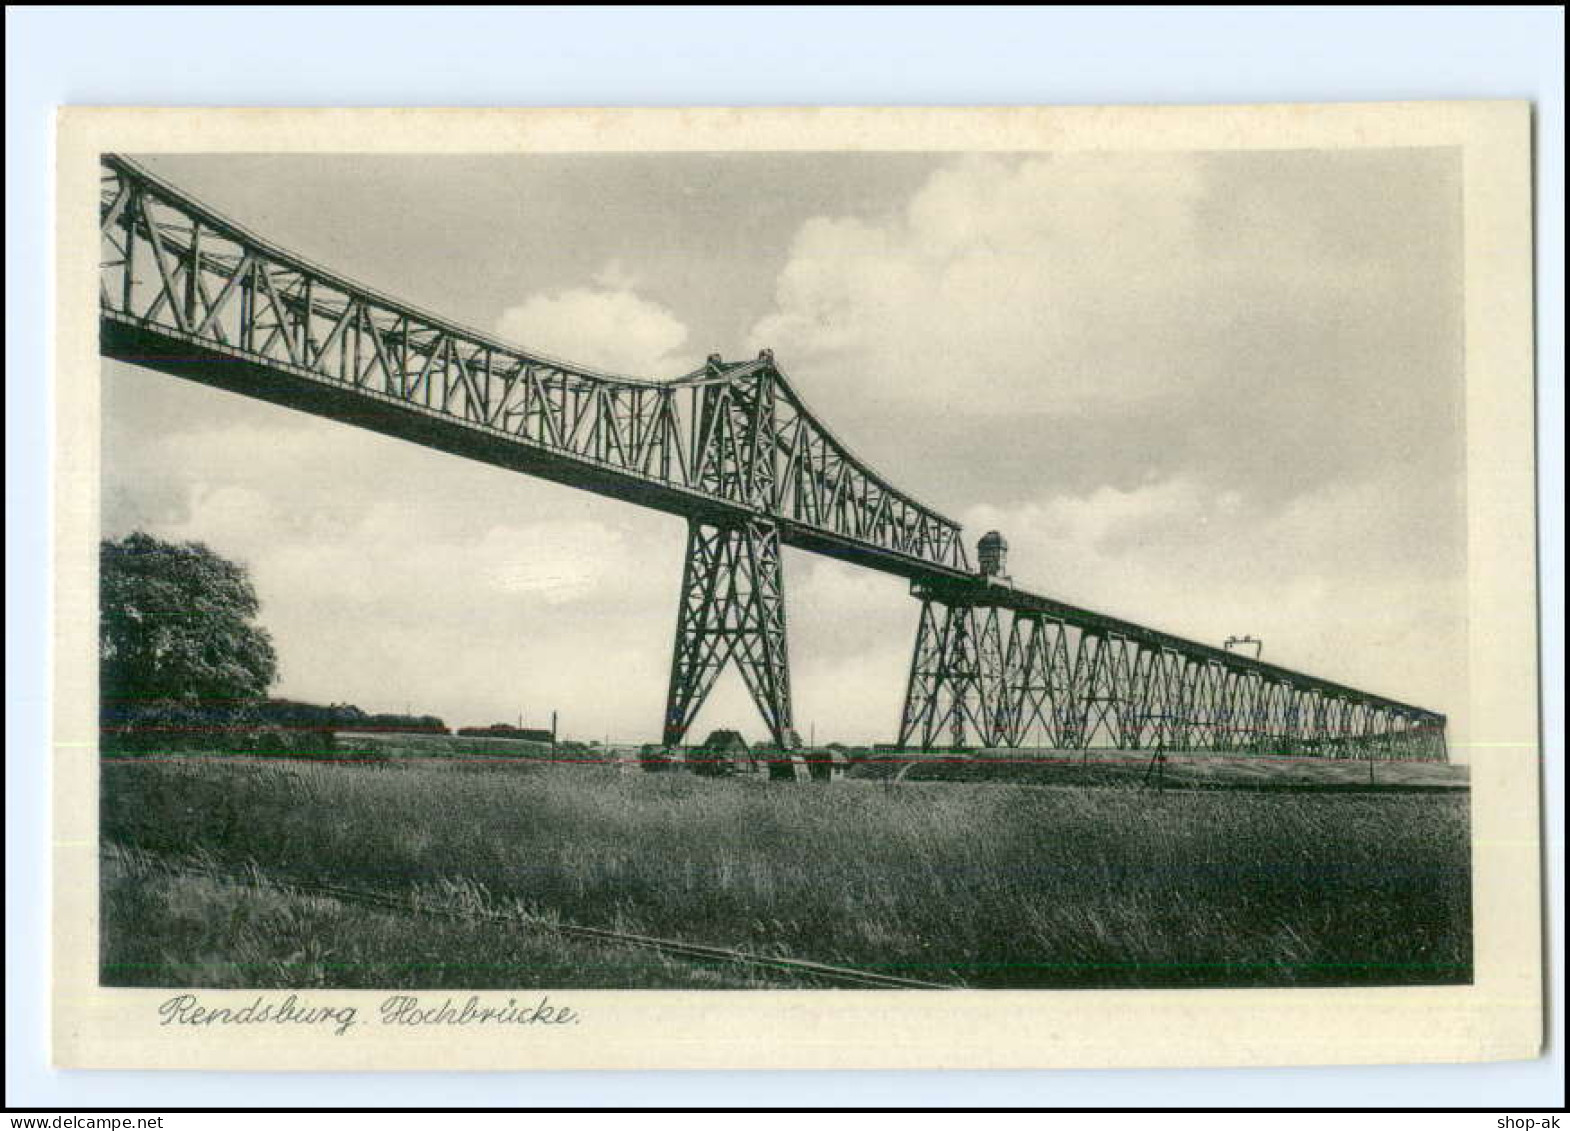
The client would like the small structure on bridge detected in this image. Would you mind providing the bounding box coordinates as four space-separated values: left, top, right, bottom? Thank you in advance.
978 530 1011 582
1224 635 1263 659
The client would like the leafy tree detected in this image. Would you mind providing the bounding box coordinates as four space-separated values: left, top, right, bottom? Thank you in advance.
100 532 278 709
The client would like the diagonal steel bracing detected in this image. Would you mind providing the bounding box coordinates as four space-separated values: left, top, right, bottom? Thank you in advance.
899 594 1449 760
897 599 1010 750
98 157 970 582
663 518 794 749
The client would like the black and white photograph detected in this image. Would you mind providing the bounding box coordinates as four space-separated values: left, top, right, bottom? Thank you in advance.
42 100 1544 1077
94 142 1473 993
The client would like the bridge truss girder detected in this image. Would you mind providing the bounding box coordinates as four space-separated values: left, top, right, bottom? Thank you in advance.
98 155 970 581
898 593 1448 761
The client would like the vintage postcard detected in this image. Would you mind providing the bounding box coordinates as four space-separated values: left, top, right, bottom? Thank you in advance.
53 104 1541 1070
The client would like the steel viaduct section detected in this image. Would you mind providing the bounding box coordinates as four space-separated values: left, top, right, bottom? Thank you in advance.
97 154 1447 762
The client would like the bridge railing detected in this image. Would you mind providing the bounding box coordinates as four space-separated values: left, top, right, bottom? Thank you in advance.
98 154 969 574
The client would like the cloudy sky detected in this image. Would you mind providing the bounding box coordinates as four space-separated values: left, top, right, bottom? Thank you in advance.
102 148 1466 748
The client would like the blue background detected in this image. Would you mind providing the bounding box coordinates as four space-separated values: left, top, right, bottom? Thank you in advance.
6 5 1563 1110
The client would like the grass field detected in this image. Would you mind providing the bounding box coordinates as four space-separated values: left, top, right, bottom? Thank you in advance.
853 748 1469 791
100 843 816 989
100 756 1472 990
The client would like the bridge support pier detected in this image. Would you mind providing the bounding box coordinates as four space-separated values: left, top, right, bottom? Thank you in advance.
897 596 1009 750
663 517 795 751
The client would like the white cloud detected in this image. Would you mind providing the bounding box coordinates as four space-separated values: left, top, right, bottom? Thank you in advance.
749 154 1214 413
481 520 633 606
138 478 680 732
495 265 690 377
738 151 1467 748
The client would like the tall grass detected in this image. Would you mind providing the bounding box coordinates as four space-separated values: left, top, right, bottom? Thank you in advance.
101 757 1472 989
100 844 812 989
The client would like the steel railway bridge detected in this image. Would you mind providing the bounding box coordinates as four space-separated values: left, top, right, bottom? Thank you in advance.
98 155 1447 762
